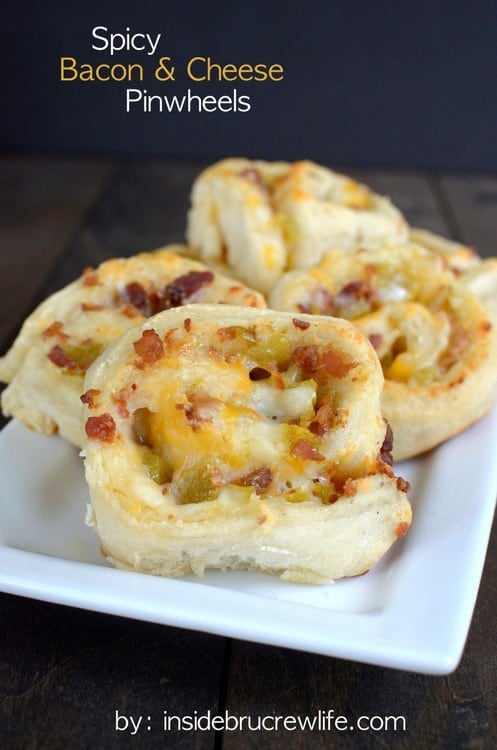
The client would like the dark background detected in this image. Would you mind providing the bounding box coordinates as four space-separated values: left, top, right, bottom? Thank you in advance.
2 1 497 171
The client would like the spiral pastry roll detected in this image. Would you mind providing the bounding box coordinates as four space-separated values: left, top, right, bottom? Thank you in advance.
270 244 497 460
0 247 265 447
82 304 411 583
408 228 497 320
186 158 408 293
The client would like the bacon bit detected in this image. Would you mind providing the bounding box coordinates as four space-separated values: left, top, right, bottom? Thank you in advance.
162 270 214 308
440 323 470 371
482 320 492 332
297 302 312 314
292 318 310 330
239 167 268 196
43 321 69 340
322 349 357 378
310 287 335 313
380 422 394 467
121 281 151 316
334 280 380 309
80 388 101 409
177 392 218 432
309 396 335 436
369 333 383 350
395 520 410 537
249 366 271 381
291 345 319 374
184 317 192 332
210 467 226 489
216 326 236 341
85 413 116 442
236 466 273 492
112 387 131 419
47 345 78 370
133 329 164 366
120 303 142 319
81 303 105 312
82 267 100 286
396 477 410 494
291 439 325 461
343 478 357 497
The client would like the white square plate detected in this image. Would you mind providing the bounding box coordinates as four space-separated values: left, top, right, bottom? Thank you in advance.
1 408 496 675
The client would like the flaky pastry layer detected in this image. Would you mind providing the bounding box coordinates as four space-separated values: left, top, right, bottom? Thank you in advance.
186 158 408 294
0 246 265 446
270 242 497 459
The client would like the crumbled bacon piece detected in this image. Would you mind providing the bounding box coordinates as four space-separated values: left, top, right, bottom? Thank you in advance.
396 477 410 494
309 287 334 313
177 392 218 432
121 304 142 319
380 422 394 467
368 333 383 350
235 466 273 492
342 478 357 497
133 329 164 366
249 366 271 381
43 321 68 340
239 167 268 195
81 303 105 312
162 270 214 308
309 396 335 436
121 281 151 316
333 280 379 310
440 324 470 371
184 317 192 332
82 267 100 286
395 520 410 536
292 318 310 330
291 345 319 374
112 386 133 419
85 413 116 442
47 345 78 370
80 388 101 409
291 439 325 461
322 349 356 378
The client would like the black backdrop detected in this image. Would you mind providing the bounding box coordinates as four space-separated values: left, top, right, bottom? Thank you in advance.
2 0 497 170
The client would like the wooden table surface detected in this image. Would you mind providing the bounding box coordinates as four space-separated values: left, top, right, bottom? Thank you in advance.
0 155 496 749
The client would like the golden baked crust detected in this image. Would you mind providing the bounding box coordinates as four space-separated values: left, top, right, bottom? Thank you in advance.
0 246 265 447
82 304 411 582
270 243 497 460
186 158 408 293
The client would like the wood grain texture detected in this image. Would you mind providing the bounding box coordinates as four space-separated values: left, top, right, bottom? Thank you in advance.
0 594 224 750
0 158 496 750
0 156 116 348
437 174 497 257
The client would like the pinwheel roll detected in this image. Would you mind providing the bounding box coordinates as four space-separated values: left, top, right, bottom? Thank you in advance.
186 158 408 293
271 160 409 269
270 244 497 460
82 304 411 583
0 247 266 447
408 227 479 273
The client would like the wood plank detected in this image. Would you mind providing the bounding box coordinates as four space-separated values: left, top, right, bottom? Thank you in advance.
0 156 116 347
40 158 208 296
436 174 497 257
349 168 450 234
0 593 224 749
